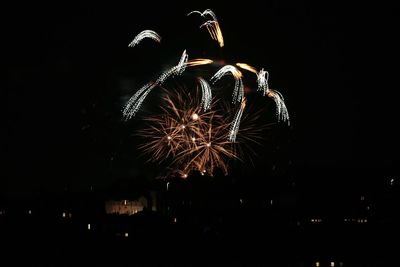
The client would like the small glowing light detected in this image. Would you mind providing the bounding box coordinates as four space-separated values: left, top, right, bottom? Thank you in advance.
330 261 335 267
174 217 177 223
69 213 72 218
167 136 172 140
360 196 365 201
239 198 243 204
203 169 206 173
181 125 186 129
62 212 66 218
28 210 32 215
366 206 370 211
191 137 196 141
311 219 315 223
390 178 394 186
182 174 188 178
206 142 211 147
191 113 199 120
270 199 273 205
315 261 320 267
124 200 127 205
124 232 129 237
166 182 170 191
88 223 91 230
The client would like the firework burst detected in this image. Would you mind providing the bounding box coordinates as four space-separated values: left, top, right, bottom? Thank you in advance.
136 85 263 178
123 9 290 178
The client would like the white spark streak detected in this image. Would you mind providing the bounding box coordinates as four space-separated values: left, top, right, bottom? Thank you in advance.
175 50 189 75
257 68 270 95
187 9 217 20
188 9 224 47
267 90 290 125
123 82 156 119
198 77 212 111
211 65 244 103
157 50 188 84
128 30 161 47
228 99 247 142
123 51 189 119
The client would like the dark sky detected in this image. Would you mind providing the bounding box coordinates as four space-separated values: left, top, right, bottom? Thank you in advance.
4 1 399 194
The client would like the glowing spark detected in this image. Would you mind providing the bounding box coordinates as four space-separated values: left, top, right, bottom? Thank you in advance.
188 9 224 47
191 113 199 120
257 68 270 95
197 77 212 111
236 63 258 74
211 65 244 103
186 58 213 67
228 98 247 142
128 30 161 47
267 90 290 125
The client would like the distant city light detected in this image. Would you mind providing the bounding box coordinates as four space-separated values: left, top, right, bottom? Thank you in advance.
124 200 127 205
88 223 91 230
62 212 66 218
360 195 365 201
390 178 394 186
182 174 188 178
174 217 177 223
239 198 243 204
330 261 335 267
315 261 320 267
166 182 170 191
270 199 273 205
124 232 129 237
28 210 32 215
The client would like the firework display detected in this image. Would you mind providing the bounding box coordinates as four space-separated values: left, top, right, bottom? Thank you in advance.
123 9 289 178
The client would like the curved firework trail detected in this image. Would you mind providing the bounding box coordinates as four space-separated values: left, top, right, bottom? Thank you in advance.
128 30 161 47
123 9 290 178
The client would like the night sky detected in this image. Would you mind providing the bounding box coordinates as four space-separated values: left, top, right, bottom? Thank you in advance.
5 1 399 194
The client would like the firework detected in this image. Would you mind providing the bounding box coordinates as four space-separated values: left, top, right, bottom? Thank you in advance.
211 65 244 103
257 68 270 95
236 63 258 74
136 86 255 177
197 77 212 111
188 9 224 47
123 9 290 178
128 30 161 47
267 90 290 125
228 98 247 142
